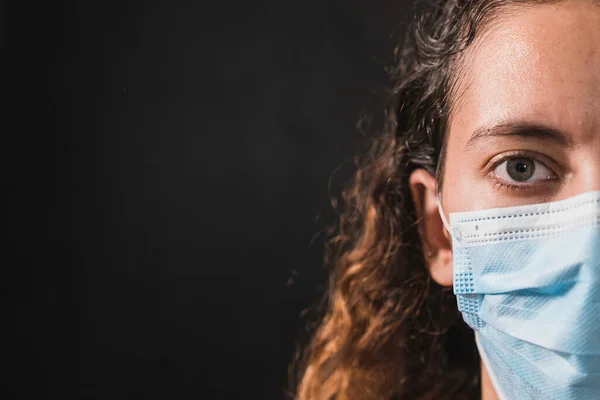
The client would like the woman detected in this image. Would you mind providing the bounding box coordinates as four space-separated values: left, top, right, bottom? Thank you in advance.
294 0 600 399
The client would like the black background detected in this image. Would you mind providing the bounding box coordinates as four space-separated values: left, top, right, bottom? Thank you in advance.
5 1 414 398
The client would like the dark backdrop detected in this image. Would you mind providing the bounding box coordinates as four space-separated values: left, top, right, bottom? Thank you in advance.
5 1 414 399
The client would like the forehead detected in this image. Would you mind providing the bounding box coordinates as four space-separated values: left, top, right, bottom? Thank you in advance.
450 0 600 145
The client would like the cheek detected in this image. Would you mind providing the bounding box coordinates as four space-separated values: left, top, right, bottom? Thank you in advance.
440 135 500 214
441 157 483 215
439 130 483 214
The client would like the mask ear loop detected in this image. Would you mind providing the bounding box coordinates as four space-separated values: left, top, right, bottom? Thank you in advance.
434 156 452 237
437 190 452 237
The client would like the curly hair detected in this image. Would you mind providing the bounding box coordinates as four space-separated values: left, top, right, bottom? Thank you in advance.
290 1 572 399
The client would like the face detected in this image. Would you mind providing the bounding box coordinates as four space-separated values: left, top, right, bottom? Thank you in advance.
410 0 600 286
445 0 600 212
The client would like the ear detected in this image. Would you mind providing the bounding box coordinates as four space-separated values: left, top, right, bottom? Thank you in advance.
408 169 453 286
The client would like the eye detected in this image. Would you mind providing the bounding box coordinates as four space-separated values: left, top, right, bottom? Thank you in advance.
493 156 555 184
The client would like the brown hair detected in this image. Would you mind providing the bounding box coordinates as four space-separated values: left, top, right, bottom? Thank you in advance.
292 1 566 399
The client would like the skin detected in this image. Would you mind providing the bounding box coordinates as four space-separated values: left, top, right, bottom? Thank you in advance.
409 1 600 398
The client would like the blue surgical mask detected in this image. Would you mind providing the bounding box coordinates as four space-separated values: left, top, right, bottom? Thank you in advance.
437 190 600 400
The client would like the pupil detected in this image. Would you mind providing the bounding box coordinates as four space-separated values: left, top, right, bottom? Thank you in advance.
507 157 535 181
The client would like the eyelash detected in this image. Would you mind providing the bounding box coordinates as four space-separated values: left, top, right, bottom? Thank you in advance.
487 151 558 194
492 180 535 194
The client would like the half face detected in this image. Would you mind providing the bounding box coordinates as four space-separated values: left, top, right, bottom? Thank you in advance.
410 0 600 286
442 0 600 215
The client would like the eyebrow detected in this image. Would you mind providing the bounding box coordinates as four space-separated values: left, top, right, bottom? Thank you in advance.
465 121 572 149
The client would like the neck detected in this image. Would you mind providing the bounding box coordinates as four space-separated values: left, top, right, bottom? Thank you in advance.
481 361 499 400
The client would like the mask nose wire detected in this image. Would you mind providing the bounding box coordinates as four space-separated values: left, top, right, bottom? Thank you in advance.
436 190 452 237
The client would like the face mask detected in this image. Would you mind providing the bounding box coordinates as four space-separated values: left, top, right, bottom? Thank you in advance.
437 190 600 400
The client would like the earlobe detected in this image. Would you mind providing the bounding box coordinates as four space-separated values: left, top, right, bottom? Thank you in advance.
408 169 453 287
